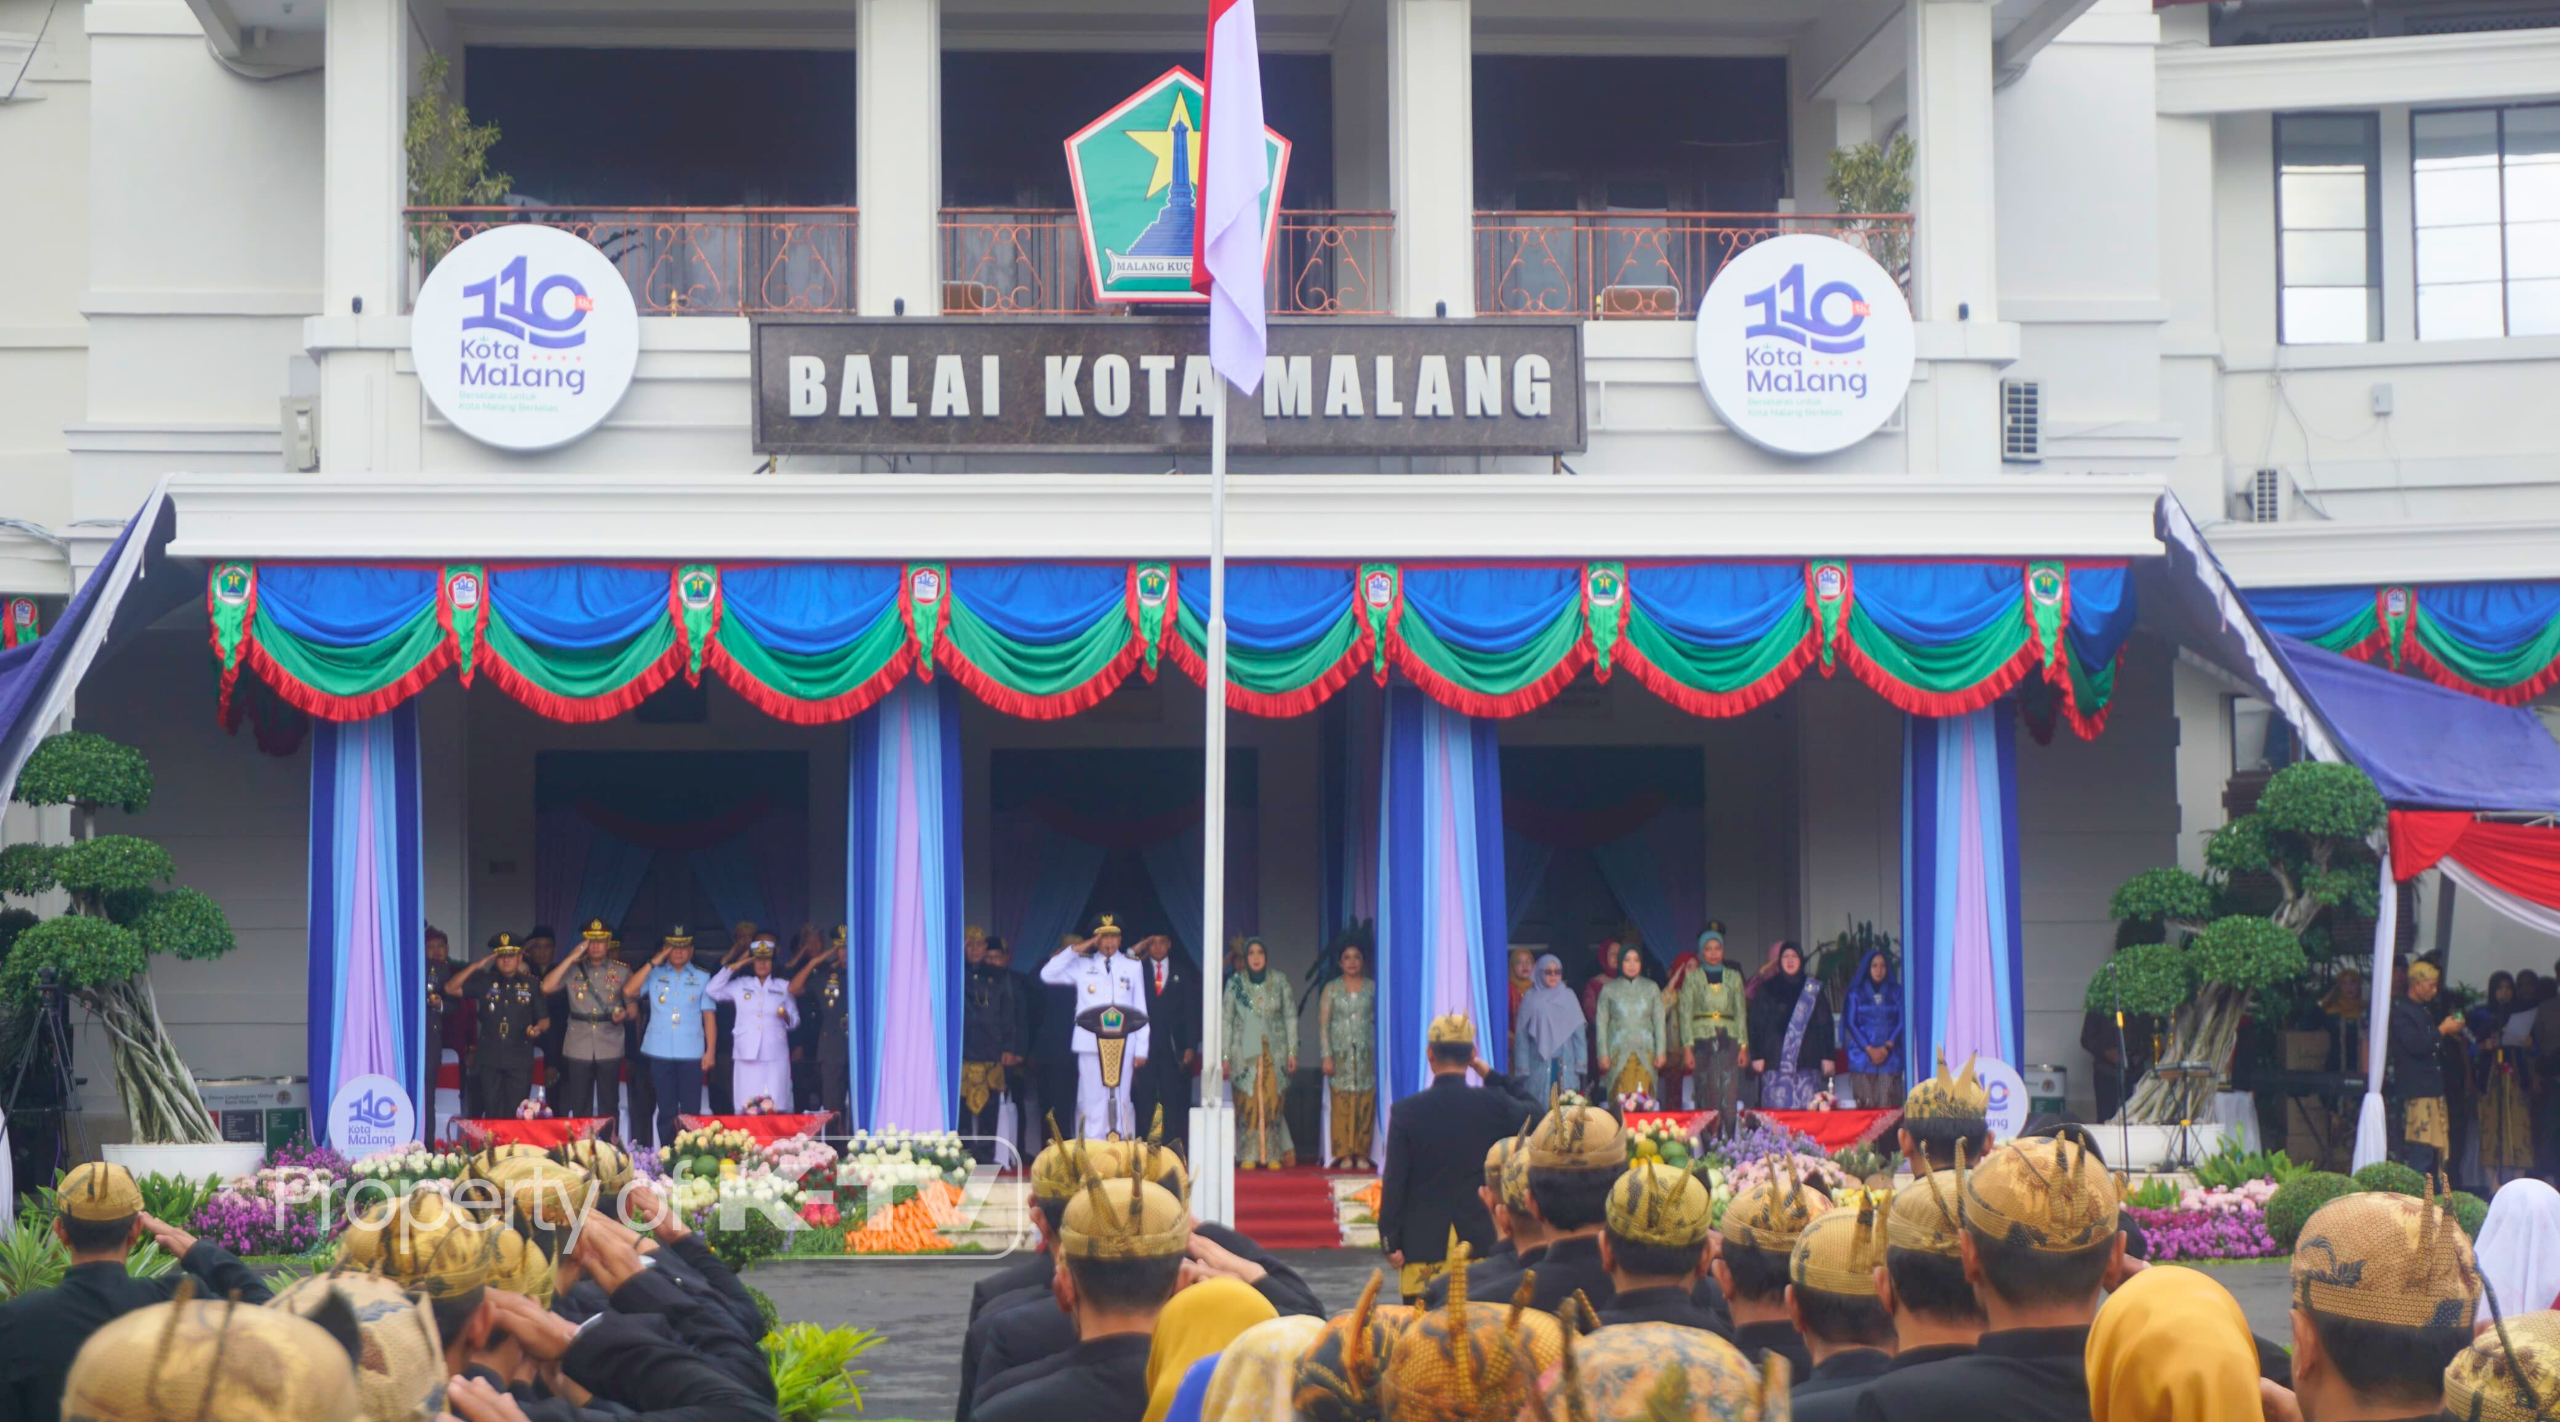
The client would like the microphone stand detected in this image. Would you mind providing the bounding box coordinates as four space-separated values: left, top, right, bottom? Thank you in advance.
2114 984 2132 1179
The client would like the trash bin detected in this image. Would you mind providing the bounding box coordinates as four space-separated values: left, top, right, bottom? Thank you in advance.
2025 1064 2069 1118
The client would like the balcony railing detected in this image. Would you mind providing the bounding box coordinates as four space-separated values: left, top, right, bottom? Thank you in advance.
939 209 1393 316
1474 211 1913 320
404 207 860 315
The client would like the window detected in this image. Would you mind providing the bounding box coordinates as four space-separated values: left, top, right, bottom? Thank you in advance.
2276 113 2382 344
2414 104 2560 340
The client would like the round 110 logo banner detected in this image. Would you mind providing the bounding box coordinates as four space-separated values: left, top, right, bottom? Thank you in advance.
1693 233 1915 458
411 224 641 451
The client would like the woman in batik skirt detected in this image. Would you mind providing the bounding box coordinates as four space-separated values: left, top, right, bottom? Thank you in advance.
1224 936 1297 1168
1319 941 1378 1169
1594 943 1667 1104
1747 941 1836 1110
2474 971 2537 1186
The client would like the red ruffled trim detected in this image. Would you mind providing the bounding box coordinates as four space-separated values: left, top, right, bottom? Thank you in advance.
2044 648 2121 741
1389 632 1593 719
1614 629 1819 718
241 636 456 723
2398 635 2560 708
475 635 686 724
705 640 917 724
1839 633 2040 720
935 636 1144 720
1161 623 1372 718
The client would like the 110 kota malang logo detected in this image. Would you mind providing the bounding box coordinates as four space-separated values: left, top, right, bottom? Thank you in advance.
413 224 640 452
1694 233 1914 459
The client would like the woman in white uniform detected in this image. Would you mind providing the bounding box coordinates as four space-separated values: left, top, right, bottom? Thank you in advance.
708 935 801 1108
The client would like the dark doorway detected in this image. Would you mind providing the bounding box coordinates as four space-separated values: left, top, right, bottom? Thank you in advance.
1501 745 1707 991
1472 56 1789 212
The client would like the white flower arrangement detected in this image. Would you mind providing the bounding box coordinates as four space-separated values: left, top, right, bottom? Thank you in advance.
349 1146 466 1181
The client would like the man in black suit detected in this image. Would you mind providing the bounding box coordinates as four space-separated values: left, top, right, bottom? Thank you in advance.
1131 934 1199 1154
1378 1012 1536 1302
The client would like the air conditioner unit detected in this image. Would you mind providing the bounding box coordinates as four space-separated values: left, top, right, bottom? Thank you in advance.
2000 379 2041 463
2237 467 2290 524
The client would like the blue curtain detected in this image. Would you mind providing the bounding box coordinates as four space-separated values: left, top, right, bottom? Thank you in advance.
1590 810 1705 972
992 810 1107 969
1141 825 1209 963
1901 701 2025 1079
1502 831 1554 936
574 831 657 930
1378 689 1510 1110
687 834 773 935
306 703 424 1140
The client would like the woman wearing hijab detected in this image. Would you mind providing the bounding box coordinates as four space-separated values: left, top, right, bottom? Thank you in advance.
1190 1315 1325 1422
2473 971 2537 1186
2087 1265 2264 1422
1595 943 1668 1104
1840 947 1905 1109
1143 1278 1278 1422
2474 1178 2560 1322
1319 941 1379 1169
1224 937 1297 1168
1658 944 1699 1114
1513 953 1588 1098
1746 941 1834 1109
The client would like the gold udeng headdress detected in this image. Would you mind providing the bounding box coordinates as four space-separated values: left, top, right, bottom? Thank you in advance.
1790 1191 1891 1298
1885 1160 1970 1258
1295 1270 1413 1422
1546 1318 1788 1422
63 1291 366 1422
1526 1104 1629 1172
1426 1013 1476 1047
551 1139 635 1200
2445 1309 2560 1422
1057 1175 1190 1260
1717 1158 1831 1255
268 1271 448 1422
58 1161 145 1222
1903 1051 1990 1123
471 1149 595 1231
1483 1137 1521 1191
1604 1162 1712 1250
2290 1188 2480 1329
1381 1248 1568 1422
339 1191 501 1300
1962 1136 2119 1253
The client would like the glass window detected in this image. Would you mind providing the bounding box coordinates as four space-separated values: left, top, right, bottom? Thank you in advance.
2415 103 2560 339
2276 114 2380 344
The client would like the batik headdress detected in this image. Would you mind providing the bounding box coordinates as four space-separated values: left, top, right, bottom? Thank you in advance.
1295 1270 1415 1422
1962 1136 2118 1252
551 1138 635 1200
1526 1104 1629 1172
339 1190 502 1300
1538 1316 1788 1422
1057 1174 1190 1260
268 1271 448 1422
62 1288 366 1422
1885 1161 1969 1258
2446 1309 2560 1422
57 1161 144 1222
1902 1051 1989 1123
2290 1186 2481 1329
1604 1162 1712 1250
1716 1156 1832 1255
1379 1246 1569 1422
1483 1137 1521 1192
1427 1014 1476 1047
1791 1191 1891 1298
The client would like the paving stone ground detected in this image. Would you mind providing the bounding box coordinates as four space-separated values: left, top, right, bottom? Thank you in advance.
744 1252 2298 1421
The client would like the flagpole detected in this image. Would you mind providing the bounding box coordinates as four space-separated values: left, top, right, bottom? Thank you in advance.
1196 378 1233 1224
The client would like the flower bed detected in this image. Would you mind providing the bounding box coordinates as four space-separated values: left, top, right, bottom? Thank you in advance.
2127 1203 2281 1262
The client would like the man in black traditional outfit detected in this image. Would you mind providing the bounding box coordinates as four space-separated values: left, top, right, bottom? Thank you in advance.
1855 1169 1983 1405
1785 1199 1897 1409
1428 1140 1540 1310
1516 1101 1628 1315
2389 960 2459 1173
2259 1190 2480 1422
1854 1136 2123 1422
1896 1053 1991 1176
962 928 1025 1156
1593 1160 1734 1341
972 1172 1190 1422
1712 1169 1828 1378
1378 1012 1537 1302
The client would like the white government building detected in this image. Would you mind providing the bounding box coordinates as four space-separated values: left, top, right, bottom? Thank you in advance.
0 0 2554 1154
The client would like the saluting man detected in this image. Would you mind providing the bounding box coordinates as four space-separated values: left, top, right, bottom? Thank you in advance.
446 933 546 1117
711 932 802 1110
790 925 853 1128
623 924 717 1148
1037 914 1149 1139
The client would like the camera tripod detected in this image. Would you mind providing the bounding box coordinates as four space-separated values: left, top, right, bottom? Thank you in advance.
2 967 84 1196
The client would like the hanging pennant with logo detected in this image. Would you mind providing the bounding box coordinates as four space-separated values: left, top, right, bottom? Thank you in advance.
1 597 40 650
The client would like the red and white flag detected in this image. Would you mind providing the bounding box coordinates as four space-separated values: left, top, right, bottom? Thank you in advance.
1191 0 1269 394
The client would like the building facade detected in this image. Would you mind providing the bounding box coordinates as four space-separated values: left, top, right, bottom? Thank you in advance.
1 0 2556 1138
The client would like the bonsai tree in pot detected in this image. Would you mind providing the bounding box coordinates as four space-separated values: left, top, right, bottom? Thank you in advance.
2084 760 2381 1124
0 732 235 1143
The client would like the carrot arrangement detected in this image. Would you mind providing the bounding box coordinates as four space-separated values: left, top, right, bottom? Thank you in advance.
843 1181 966 1254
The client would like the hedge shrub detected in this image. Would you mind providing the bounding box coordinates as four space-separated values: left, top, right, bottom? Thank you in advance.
2266 1171 2360 1249
2353 1160 2428 1198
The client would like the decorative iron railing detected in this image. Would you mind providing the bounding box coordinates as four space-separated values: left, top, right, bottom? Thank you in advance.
938 209 1394 316
404 207 860 315
1472 211 1914 320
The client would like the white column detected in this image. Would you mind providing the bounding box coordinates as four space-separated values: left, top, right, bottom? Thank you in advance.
1906 0 2008 476
857 0 942 316
318 0 408 472
1388 0 1473 318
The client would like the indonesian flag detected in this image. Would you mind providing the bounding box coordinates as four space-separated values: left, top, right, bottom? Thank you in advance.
1191 0 1269 394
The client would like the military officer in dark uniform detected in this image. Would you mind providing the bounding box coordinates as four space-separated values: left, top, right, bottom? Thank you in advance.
524 924 567 1095
1378 1012 1537 1302
961 929 1024 1157
791 924 853 1128
446 932 548 1116
0 1162 271 1422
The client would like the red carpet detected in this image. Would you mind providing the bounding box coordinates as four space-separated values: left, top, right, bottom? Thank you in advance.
1232 1166 1356 1249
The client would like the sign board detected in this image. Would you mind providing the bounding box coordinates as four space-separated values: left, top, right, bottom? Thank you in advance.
1065 68 1289 304
1694 233 1914 457
1977 1057 2030 1142
327 1073 416 1156
412 224 641 451
751 318 1585 456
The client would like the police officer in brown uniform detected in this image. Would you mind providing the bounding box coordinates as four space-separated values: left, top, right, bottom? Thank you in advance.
544 919 632 1134
446 932 548 1116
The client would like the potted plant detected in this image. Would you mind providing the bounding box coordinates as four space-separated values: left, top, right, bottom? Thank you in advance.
2086 761 2378 1136
0 732 253 1176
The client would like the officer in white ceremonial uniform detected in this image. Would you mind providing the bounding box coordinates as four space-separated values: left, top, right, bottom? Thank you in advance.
1037 914 1149 1138
707 935 801 1108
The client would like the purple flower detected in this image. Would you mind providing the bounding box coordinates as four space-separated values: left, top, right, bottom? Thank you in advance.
2125 1205 2281 1262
